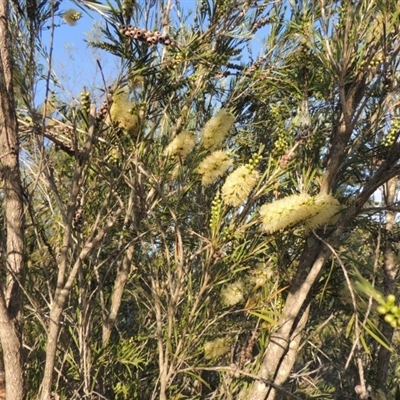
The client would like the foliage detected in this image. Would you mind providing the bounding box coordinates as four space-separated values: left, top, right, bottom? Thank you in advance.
1 0 400 399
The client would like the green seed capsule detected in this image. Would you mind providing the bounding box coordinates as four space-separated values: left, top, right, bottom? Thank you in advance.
387 294 396 305
384 314 395 323
391 305 399 315
377 305 387 315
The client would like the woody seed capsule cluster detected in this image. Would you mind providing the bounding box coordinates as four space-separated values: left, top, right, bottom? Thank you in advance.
97 93 113 120
119 25 176 46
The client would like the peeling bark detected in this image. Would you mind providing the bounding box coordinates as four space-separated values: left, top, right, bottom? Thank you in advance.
0 0 25 398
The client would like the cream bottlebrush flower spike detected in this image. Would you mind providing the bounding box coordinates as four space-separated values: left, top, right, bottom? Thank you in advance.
197 150 233 186
106 87 138 133
201 109 235 150
63 9 82 25
204 337 230 359
303 194 341 230
221 165 260 207
260 193 340 234
164 131 196 159
260 194 312 233
220 280 245 306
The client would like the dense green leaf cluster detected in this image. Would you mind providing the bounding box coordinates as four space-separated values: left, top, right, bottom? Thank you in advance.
3 0 400 399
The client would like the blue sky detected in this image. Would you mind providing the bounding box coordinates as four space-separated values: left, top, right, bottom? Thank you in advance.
39 0 121 104
43 0 266 106
44 0 197 104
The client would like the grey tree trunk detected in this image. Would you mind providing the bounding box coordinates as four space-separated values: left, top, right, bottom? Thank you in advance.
376 177 398 387
0 0 25 398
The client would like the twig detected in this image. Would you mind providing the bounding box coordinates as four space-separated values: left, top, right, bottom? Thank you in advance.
312 231 370 398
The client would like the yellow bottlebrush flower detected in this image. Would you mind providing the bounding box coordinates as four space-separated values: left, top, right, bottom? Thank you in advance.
164 131 196 159
197 150 233 186
260 193 313 233
251 272 268 289
37 93 57 117
221 280 245 306
221 165 260 207
63 9 82 26
122 0 134 20
107 87 138 133
201 109 235 150
249 263 275 289
204 337 230 359
260 193 341 234
303 194 341 230
118 111 138 133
